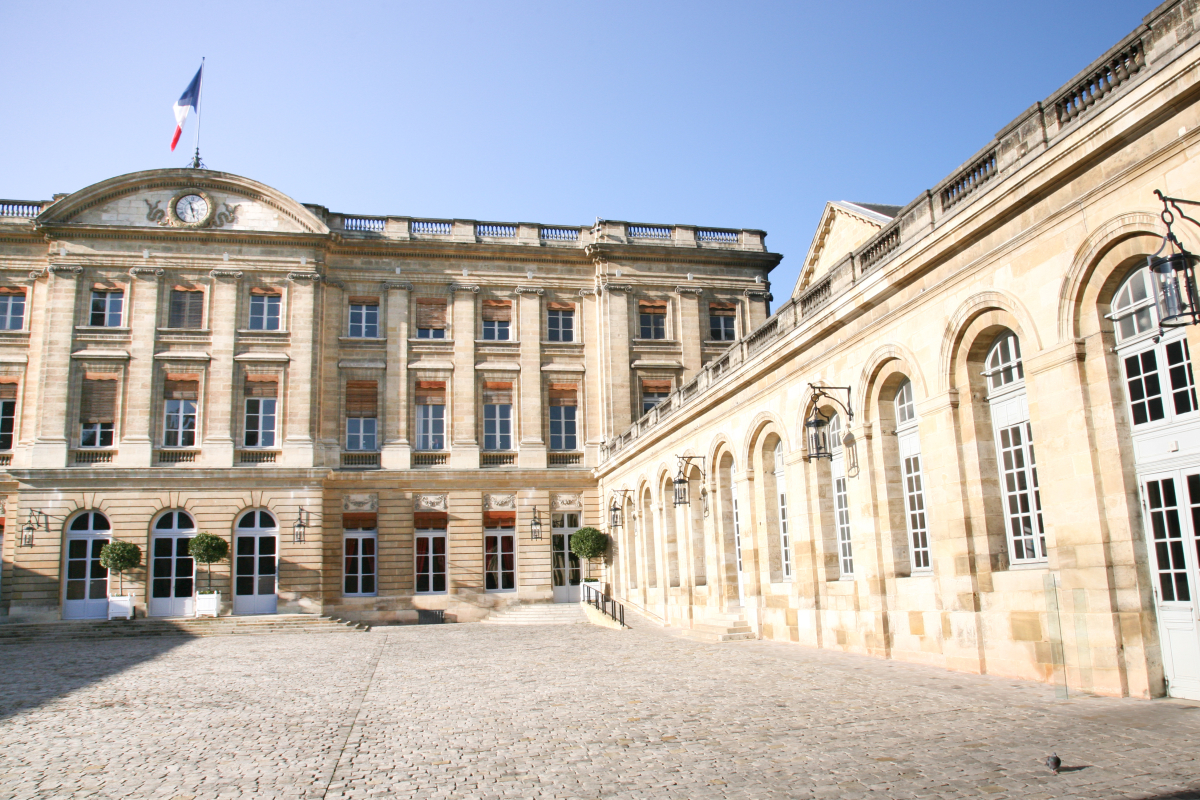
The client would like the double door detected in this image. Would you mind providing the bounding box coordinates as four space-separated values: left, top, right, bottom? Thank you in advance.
1142 469 1200 700
149 535 194 617
552 513 581 603
63 536 109 619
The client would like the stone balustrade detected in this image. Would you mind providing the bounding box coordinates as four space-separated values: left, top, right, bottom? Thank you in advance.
0 201 43 218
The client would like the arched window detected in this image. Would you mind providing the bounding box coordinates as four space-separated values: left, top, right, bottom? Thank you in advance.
895 380 930 571
1111 265 1198 427
829 413 853 577
774 441 792 580
984 331 1045 564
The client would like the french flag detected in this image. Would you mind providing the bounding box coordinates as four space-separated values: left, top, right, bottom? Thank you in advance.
170 63 203 151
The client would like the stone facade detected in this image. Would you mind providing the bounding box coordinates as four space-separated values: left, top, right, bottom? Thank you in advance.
0 175 776 623
596 1 1200 701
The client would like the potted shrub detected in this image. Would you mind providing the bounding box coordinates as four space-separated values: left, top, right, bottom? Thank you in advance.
570 526 609 596
99 540 142 620
188 532 229 618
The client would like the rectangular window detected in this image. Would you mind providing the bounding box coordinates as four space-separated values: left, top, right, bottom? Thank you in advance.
168 289 204 329
0 397 14 450
641 379 671 416
483 381 512 450
900 432 931 571
547 305 574 342
244 399 277 447
775 445 792 580
481 300 512 341
834 475 853 577
1145 475 1195 603
346 379 378 451
998 421 1046 562
415 298 447 339
248 292 281 330
415 520 448 593
415 380 446 450
709 303 737 341
485 521 516 591
0 291 26 330
348 299 379 338
163 376 198 448
80 374 117 447
639 300 667 339
343 518 377 597
548 384 577 451
90 290 123 327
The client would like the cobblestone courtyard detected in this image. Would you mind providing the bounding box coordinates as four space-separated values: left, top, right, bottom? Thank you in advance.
0 620 1198 800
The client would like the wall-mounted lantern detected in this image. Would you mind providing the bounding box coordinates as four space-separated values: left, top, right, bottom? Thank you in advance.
20 509 48 547
292 509 310 543
1149 190 1200 330
529 507 543 541
609 490 632 528
673 456 706 506
804 385 853 462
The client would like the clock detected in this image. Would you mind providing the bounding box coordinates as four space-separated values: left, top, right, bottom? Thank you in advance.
168 190 215 228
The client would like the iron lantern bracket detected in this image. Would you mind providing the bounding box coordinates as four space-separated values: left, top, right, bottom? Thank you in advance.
805 384 854 462
1149 189 1200 331
609 489 633 528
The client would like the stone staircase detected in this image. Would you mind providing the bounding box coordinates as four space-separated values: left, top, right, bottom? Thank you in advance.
480 603 587 626
679 609 756 643
0 614 368 644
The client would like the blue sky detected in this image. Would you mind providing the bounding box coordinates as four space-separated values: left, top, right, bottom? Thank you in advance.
0 1 1154 298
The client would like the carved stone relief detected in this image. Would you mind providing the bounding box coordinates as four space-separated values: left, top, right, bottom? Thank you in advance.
342 493 378 512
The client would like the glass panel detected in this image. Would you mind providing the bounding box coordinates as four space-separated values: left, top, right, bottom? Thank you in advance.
552 534 566 586
259 556 276 575
89 579 107 600
259 512 276 530
238 512 256 529
175 578 192 597
70 515 90 531
156 513 175 530
91 514 110 531
237 537 255 555
66 580 86 600
236 576 253 595
1149 477 1192 603
67 560 86 580
153 578 172 598
258 576 275 595
68 538 87 558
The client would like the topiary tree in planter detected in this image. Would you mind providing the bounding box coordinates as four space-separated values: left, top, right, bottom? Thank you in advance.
99 540 142 595
188 532 229 593
569 526 609 580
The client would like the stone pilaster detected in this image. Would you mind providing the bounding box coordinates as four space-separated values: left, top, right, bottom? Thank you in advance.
518 289 545 468
29 267 80 468
117 269 161 467
601 284 632 437
381 282 412 469
200 270 240 467
282 272 319 467
450 285 478 468
677 287 703 379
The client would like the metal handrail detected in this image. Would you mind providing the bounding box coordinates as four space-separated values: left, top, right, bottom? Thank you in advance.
582 583 627 628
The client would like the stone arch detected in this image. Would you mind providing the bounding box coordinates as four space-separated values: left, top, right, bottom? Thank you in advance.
857 343 929 422
1057 211 1162 342
740 410 791 470
938 290 1041 394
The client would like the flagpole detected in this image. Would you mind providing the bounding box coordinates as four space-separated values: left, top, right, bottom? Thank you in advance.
191 57 205 169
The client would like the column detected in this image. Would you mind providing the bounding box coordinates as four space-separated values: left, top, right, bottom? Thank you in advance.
117 269 161 467
282 272 319 467
29 267 81 468
450 286 478 468
518 289 545 468
381 281 412 469
201 270 240 467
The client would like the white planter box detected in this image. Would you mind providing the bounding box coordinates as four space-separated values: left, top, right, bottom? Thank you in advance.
582 581 604 597
195 592 220 618
107 594 135 620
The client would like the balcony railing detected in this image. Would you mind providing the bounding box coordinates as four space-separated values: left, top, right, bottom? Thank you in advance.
239 450 279 465
342 452 381 469
157 449 197 464
628 225 670 240
696 229 738 244
481 452 515 468
343 216 385 232
412 451 448 468
549 452 582 468
540 227 579 241
411 220 452 235
73 449 115 465
0 453 11 467
476 224 515 238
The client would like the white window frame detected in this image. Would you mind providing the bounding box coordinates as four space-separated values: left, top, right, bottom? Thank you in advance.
249 294 281 331
710 314 736 341
985 332 1047 565
163 399 197 448
415 526 447 594
244 397 277 448
642 391 668 416
639 310 666 340
346 417 377 451
80 422 114 448
348 303 379 339
343 529 378 597
484 524 516 592
0 294 25 330
774 441 792 580
483 403 512 450
416 327 445 339
89 290 123 327
547 309 574 342
482 319 510 341
895 380 931 573
549 404 577 451
830 413 853 578
416 403 445 451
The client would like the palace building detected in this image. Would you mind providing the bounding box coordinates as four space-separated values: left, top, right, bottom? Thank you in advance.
4 0 1200 704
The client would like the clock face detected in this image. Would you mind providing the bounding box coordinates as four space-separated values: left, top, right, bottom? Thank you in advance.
175 194 209 224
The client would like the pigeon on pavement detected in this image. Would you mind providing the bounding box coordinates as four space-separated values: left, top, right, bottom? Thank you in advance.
1046 754 1061 774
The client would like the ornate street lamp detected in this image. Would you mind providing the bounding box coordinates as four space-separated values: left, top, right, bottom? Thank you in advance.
673 456 705 506
1149 190 1200 329
529 507 543 541
804 385 853 462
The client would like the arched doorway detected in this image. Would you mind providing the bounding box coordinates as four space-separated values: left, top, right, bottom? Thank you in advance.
63 511 111 620
233 509 278 615
150 510 196 617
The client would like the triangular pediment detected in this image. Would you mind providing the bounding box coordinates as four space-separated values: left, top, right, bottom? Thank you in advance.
37 169 329 235
792 201 895 299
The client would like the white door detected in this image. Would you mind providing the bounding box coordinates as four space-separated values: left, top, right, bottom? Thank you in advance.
552 513 581 602
233 510 278 615
149 510 195 617
62 512 110 620
1142 471 1200 700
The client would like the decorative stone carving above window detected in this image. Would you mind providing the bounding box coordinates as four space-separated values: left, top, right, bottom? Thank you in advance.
343 493 378 512
552 493 583 510
484 493 516 510
414 493 448 512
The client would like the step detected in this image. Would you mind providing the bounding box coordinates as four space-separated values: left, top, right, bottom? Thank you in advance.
679 629 757 643
690 622 753 636
0 614 368 643
481 604 587 625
